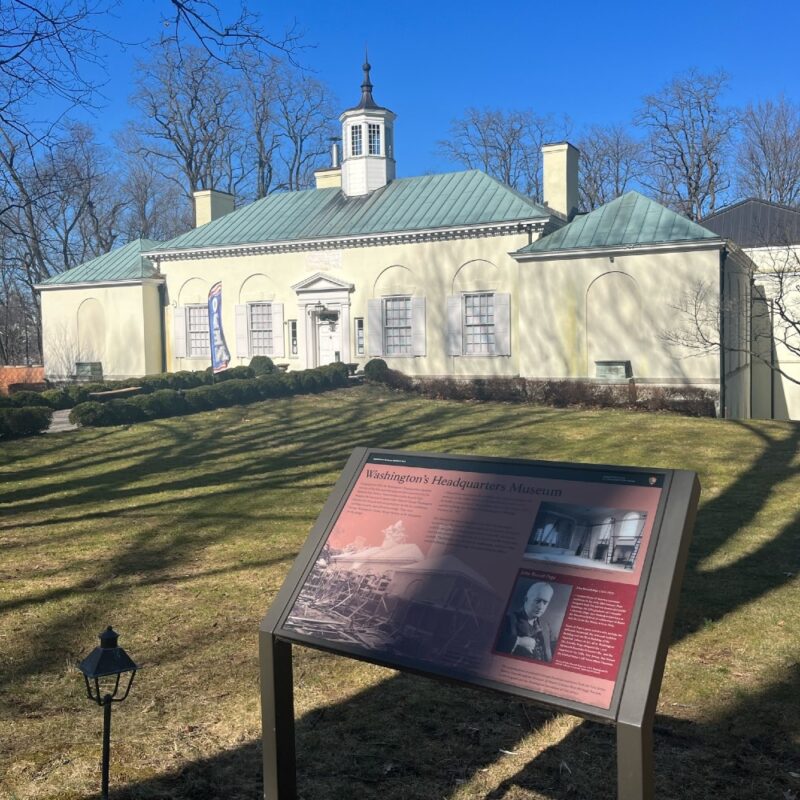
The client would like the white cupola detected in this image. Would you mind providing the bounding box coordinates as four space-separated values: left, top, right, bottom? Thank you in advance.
339 56 396 197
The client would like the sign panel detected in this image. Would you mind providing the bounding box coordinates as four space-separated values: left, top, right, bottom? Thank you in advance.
276 451 669 716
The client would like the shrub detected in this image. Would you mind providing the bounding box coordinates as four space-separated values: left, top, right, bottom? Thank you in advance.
11 390 53 408
213 379 260 406
69 402 111 427
126 395 160 419
41 388 73 410
105 399 147 425
255 374 290 399
0 395 17 408
184 385 218 413
364 358 389 382
0 406 52 438
249 356 275 376
64 383 106 405
214 365 255 382
298 372 323 394
149 389 188 417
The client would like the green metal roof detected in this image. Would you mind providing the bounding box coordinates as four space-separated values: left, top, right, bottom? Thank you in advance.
517 191 720 255
39 239 161 286
156 170 549 252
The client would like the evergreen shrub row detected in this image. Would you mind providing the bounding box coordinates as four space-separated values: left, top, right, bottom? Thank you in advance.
362 359 717 417
69 363 349 427
3 357 276 412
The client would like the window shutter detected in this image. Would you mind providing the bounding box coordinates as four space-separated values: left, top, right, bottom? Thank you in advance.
271 303 285 357
367 298 383 356
173 306 187 358
446 295 462 356
494 293 511 356
235 305 249 359
411 296 426 356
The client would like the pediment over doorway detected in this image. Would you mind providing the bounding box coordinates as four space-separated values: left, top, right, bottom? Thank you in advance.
291 272 354 294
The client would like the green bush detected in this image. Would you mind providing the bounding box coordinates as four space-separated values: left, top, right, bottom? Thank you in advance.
11 390 52 408
0 395 17 408
69 402 110 426
0 406 52 438
298 372 323 393
255 374 290 399
212 379 259 406
41 388 73 410
364 358 389 382
249 356 275 376
184 385 218 413
214 365 255 382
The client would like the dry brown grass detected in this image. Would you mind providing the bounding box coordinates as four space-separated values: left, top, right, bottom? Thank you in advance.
0 385 798 799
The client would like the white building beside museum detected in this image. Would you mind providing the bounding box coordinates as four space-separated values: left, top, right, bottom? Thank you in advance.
38 59 769 419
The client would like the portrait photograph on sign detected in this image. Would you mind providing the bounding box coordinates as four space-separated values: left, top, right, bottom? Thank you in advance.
280 454 665 711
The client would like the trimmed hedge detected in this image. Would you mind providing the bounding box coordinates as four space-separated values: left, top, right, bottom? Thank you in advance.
0 406 53 438
249 356 275 376
365 367 718 417
364 358 389 382
69 363 351 427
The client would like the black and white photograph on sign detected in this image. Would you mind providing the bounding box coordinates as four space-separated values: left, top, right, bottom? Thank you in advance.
283 520 504 670
494 576 572 663
524 502 648 572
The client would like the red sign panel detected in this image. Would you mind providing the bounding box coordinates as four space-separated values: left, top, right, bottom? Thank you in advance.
280 454 665 712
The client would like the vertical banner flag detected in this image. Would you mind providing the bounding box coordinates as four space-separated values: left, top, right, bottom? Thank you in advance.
208 281 231 373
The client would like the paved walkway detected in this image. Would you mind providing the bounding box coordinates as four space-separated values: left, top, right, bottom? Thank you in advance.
47 409 78 434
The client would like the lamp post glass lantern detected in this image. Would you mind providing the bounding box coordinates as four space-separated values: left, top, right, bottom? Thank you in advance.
78 626 138 800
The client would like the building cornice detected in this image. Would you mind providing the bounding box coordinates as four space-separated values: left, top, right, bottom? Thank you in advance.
512 238 725 262
150 219 547 263
34 277 164 291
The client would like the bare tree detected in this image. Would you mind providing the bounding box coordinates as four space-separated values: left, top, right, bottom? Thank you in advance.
0 0 110 136
438 108 569 200
131 45 245 202
577 124 643 210
663 246 800 390
158 1 302 63
273 65 337 191
736 97 800 207
636 69 738 221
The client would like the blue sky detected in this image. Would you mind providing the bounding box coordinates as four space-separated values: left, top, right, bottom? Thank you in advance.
74 0 800 179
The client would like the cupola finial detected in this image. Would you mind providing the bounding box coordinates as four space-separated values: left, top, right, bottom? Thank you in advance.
358 49 377 109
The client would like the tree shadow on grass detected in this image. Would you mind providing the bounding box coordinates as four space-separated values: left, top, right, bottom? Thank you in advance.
110 660 798 800
4 390 799 798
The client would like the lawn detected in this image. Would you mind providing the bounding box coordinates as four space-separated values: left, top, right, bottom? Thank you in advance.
0 385 798 800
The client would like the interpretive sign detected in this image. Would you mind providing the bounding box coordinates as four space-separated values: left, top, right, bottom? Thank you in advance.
260 448 700 800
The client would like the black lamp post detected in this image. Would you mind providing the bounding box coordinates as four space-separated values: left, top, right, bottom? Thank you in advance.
78 627 138 800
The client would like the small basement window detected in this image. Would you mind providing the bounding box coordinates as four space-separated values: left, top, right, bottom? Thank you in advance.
75 362 103 382
595 361 633 381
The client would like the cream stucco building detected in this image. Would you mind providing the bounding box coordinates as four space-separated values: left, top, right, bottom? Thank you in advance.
38 60 766 419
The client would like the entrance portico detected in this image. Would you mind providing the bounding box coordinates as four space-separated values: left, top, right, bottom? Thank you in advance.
292 273 355 368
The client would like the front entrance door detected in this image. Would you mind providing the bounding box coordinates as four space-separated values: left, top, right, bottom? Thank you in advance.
317 312 341 365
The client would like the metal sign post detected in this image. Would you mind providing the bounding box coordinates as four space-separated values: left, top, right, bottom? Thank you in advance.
260 448 700 800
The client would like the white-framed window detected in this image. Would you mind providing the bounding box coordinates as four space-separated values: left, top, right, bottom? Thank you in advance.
447 292 510 357
355 317 365 356
367 296 426 358
383 297 412 355
463 293 495 355
248 303 273 355
234 301 284 359
288 319 298 356
368 123 381 155
187 304 210 357
351 124 363 157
